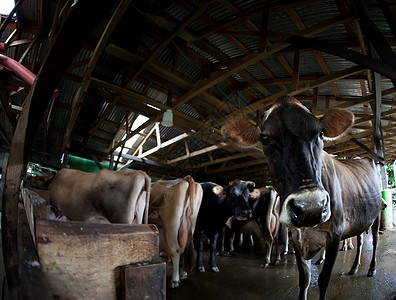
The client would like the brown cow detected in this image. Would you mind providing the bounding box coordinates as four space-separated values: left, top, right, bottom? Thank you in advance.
149 175 203 288
28 168 151 224
222 96 383 300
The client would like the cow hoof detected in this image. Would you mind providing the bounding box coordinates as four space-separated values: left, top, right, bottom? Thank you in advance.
367 269 376 277
197 266 205 273
180 271 188 280
315 259 324 265
271 260 280 266
259 263 269 268
209 266 220 272
170 281 180 288
348 268 358 275
341 246 347 251
348 245 354 250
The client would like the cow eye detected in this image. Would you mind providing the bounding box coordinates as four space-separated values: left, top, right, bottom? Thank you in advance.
260 134 270 145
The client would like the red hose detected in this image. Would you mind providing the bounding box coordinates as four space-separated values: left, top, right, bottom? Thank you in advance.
0 54 35 86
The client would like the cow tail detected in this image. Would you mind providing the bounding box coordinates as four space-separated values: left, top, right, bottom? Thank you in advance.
183 175 195 232
182 175 196 274
143 172 151 224
277 224 285 246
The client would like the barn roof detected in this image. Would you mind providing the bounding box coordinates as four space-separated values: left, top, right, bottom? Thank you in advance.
0 0 395 186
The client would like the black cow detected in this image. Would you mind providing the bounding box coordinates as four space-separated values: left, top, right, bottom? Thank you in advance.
222 187 283 268
194 181 253 272
222 96 383 300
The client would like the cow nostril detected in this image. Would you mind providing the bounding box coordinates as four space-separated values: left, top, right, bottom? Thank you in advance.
288 199 303 221
321 195 330 218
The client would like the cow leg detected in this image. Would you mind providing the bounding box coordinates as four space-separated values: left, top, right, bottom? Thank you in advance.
166 233 181 288
284 227 289 255
315 248 325 265
272 236 281 266
208 234 220 272
293 245 311 300
194 232 205 273
367 215 380 277
341 237 353 251
220 226 233 256
340 239 348 251
220 226 226 254
238 233 243 247
283 226 294 255
260 239 273 268
318 239 340 300
347 237 354 250
230 232 236 253
348 233 363 275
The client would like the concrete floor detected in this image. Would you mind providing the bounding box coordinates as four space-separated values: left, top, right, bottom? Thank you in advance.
0 211 394 299
166 227 396 300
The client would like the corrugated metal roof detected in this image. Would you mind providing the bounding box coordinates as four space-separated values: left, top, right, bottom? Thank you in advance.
2 0 395 185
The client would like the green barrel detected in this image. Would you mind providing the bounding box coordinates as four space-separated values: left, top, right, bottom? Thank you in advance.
381 189 394 229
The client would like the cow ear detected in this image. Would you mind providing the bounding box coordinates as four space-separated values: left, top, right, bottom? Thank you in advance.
212 185 224 196
320 108 354 140
250 188 260 199
222 118 260 148
245 180 255 192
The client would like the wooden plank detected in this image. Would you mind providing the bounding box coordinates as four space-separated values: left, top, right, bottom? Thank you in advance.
18 202 52 300
36 220 160 300
21 187 47 247
121 263 166 300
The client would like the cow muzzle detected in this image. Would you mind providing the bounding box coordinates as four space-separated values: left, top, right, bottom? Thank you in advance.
279 187 330 228
235 208 252 221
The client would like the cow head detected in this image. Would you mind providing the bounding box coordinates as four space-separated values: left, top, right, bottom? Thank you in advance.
24 173 55 190
214 182 253 220
222 96 354 228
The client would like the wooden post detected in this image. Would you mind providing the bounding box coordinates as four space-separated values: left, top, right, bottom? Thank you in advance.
370 43 387 188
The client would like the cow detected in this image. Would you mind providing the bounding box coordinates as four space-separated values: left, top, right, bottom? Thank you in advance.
27 168 151 224
148 175 203 288
222 95 383 300
252 187 282 268
194 180 253 273
220 188 261 255
222 187 283 268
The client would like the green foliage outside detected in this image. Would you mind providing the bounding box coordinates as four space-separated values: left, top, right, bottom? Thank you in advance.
386 161 396 203
387 162 395 187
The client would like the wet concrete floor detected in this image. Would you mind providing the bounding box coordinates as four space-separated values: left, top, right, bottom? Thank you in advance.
166 227 396 300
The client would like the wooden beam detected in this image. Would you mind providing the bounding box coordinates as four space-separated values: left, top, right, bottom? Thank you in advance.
140 133 189 158
191 151 259 169
167 142 227 164
286 35 396 84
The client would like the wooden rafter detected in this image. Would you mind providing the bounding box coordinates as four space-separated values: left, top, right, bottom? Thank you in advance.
62 0 132 152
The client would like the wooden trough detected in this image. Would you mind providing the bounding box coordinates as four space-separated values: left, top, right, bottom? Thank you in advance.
20 187 166 299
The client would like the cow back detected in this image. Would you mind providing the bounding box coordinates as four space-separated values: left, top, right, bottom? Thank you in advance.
48 168 150 224
322 154 382 239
